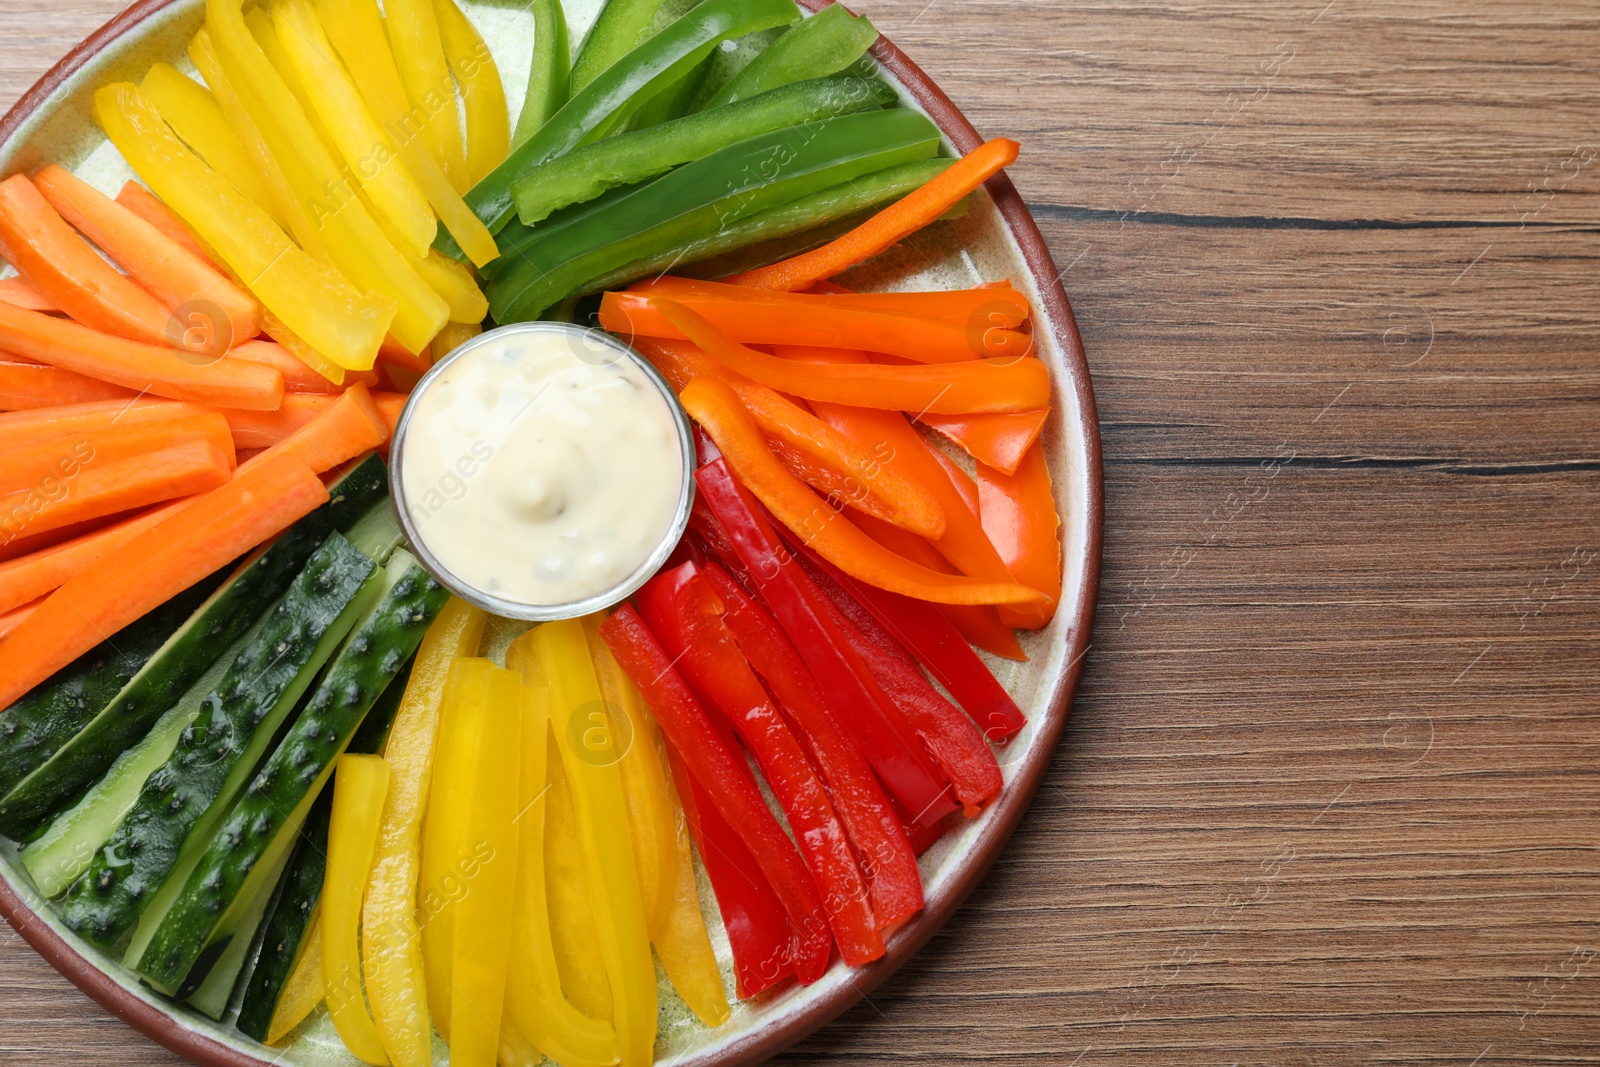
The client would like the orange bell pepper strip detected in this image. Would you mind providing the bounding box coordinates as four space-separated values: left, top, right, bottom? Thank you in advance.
636 275 1032 330
975 442 1062 630
679 375 1047 609
600 289 1031 364
919 409 1049 477
642 298 1049 415
726 138 1021 291
636 337 944 540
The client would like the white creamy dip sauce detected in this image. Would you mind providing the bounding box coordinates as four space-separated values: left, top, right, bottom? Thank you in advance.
400 327 683 607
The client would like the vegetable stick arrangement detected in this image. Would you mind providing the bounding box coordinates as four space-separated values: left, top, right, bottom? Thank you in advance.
0 0 1067 1062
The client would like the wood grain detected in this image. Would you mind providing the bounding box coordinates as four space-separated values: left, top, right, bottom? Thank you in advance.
3 0 1599 1065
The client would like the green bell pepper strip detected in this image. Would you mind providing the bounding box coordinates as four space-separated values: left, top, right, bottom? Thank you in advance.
511 75 893 225
570 0 672 93
572 156 951 294
487 107 940 322
621 52 713 132
439 0 801 258
700 2 878 111
511 0 571 150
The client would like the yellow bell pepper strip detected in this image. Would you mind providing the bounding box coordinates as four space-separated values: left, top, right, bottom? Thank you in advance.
431 319 481 358
541 729 615 1021
417 656 492 1040
384 0 467 190
363 597 484 1067
581 614 676 935
188 29 329 262
509 622 658 1067
246 4 346 169
632 335 945 541
95 82 393 370
503 685 622 1067
313 0 500 268
449 666 523 1067
272 0 438 260
323 753 393 1066
137 63 276 213
414 250 488 324
651 751 732 1025
265 919 323 1044
644 297 1051 415
206 0 448 356
680 376 1051 609
432 0 509 187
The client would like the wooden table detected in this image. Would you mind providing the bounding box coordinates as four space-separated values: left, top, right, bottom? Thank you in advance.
4 0 1598 1063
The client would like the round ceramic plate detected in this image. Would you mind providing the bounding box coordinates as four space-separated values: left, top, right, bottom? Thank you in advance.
0 1 1103 1063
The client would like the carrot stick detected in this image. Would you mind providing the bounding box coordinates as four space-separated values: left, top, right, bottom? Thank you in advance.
0 360 135 410
600 290 1030 364
378 334 431 375
0 502 184 615
0 276 59 313
0 398 205 452
0 413 237 495
0 175 175 343
252 384 390 474
0 451 328 709
918 409 1047 476
0 438 232 546
114 181 223 270
228 340 378 395
636 301 1048 415
220 393 338 449
372 391 406 436
726 139 1021 292
0 302 284 410
34 164 262 345
975 443 1061 631
632 276 1032 333
0 595 47 640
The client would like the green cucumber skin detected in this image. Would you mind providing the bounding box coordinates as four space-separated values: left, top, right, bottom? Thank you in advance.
0 456 390 839
138 560 446 992
0 574 225 804
489 108 941 321
57 535 377 951
510 76 895 226
232 656 410 1040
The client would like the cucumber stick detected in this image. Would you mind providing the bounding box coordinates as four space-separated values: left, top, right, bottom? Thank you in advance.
233 659 410 1040
0 456 390 840
138 552 446 994
184 833 295 1015
0 574 225 804
57 533 378 954
344 498 404 566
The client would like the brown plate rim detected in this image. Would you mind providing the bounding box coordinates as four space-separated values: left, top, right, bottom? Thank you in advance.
0 1 1105 1064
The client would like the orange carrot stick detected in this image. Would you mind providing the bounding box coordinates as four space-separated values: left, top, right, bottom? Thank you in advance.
0 595 45 640
0 502 184 615
0 413 237 496
0 302 284 410
115 181 222 270
635 276 1032 331
34 165 262 346
0 361 135 410
918 409 1047 476
639 300 1048 415
372 391 406 436
220 393 338 449
726 139 1021 292
0 438 232 546
0 451 328 709
599 290 1030 364
0 398 205 452
681 376 1047 609
0 175 174 344
378 333 431 375
0 276 58 313
251 384 390 474
974 443 1061 630
229 340 378 395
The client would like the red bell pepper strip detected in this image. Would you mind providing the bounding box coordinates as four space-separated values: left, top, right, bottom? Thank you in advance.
663 739 795 998
793 552 1003 815
637 563 883 966
701 562 924 930
694 458 960 829
598 605 832 984
788 540 1026 741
